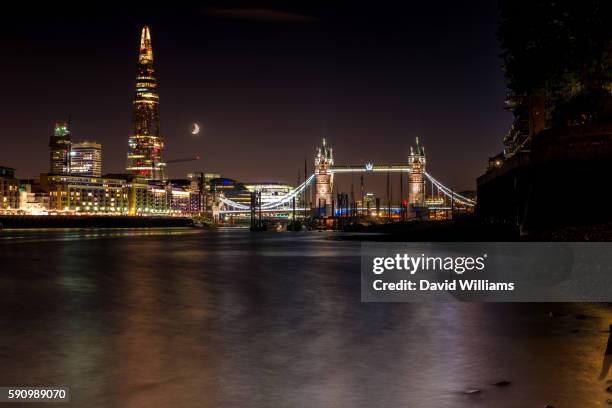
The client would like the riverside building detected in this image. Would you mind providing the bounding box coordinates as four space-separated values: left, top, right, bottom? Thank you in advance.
0 166 19 211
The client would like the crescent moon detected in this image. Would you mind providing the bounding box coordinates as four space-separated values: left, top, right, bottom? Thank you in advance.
191 123 200 135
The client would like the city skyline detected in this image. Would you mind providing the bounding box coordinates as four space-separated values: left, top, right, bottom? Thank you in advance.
0 3 509 191
2 4 611 406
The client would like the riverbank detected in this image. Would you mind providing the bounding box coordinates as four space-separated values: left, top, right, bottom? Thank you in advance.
0 215 196 229
339 217 518 241
339 217 612 241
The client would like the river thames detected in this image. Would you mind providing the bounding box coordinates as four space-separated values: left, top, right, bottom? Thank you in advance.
0 228 610 407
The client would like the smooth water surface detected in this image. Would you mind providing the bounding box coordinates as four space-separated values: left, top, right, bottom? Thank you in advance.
0 228 611 407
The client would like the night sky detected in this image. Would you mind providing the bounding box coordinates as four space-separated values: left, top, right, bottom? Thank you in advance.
0 2 510 192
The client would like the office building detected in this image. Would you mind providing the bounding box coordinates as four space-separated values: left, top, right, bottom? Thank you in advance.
71 142 102 177
49 122 72 174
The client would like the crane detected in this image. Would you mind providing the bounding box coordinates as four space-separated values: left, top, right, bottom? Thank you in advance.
165 155 201 164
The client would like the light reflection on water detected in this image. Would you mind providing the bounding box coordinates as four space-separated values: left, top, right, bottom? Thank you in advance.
0 228 611 407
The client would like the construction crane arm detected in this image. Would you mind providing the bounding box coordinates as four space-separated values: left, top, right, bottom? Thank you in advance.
165 155 200 164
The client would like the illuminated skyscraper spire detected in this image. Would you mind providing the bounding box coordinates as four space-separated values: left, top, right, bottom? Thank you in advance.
127 25 165 180
139 26 153 64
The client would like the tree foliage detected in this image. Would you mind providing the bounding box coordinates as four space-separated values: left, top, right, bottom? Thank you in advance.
498 0 612 148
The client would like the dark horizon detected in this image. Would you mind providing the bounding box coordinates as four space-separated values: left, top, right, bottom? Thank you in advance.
0 2 509 191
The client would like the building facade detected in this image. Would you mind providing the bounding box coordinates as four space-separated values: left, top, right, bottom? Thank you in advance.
49 122 72 174
40 174 129 213
244 182 293 207
126 26 166 180
186 172 221 213
210 178 251 207
37 173 200 216
0 166 19 211
18 184 49 215
70 142 102 177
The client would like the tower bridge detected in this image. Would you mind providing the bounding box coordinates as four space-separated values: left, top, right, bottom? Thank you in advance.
218 138 475 216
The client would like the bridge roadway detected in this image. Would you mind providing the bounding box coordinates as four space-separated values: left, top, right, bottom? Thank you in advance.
329 164 411 173
218 206 453 215
217 167 476 211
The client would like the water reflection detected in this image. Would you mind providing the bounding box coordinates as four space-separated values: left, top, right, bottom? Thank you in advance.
0 229 610 407
599 326 612 380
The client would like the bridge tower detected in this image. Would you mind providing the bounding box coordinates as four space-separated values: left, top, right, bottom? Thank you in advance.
315 138 334 215
408 137 426 206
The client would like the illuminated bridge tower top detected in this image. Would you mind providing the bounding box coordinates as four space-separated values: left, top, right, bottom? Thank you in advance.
408 137 426 206
315 138 334 212
315 138 334 169
126 26 166 180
